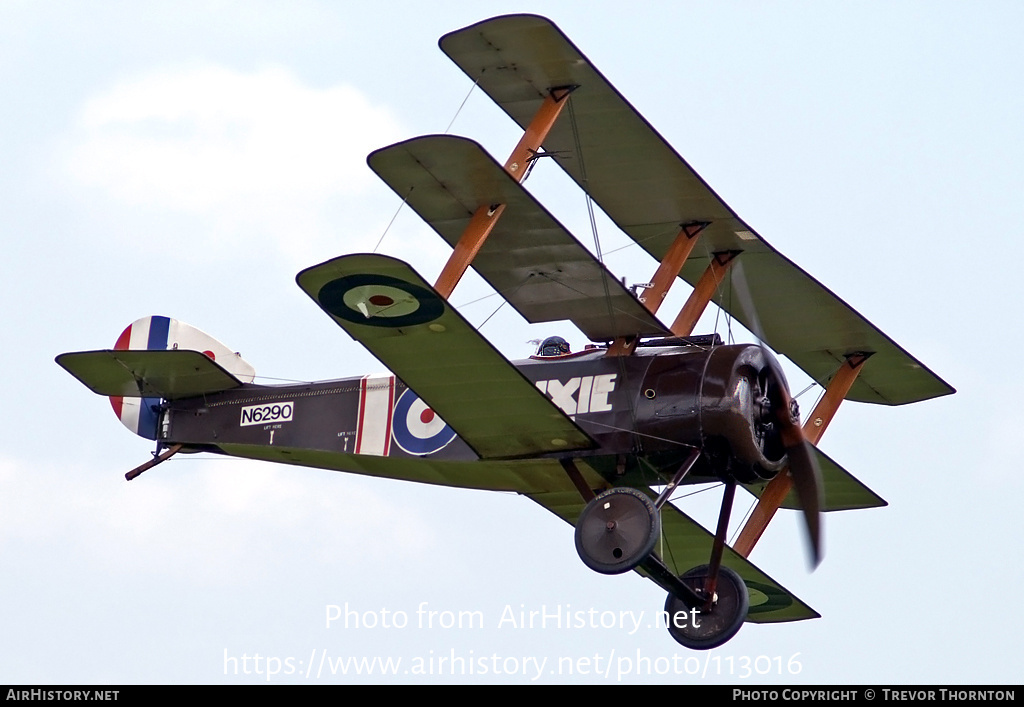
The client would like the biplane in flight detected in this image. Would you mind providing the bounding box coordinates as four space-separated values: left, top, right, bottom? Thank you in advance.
56 15 953 650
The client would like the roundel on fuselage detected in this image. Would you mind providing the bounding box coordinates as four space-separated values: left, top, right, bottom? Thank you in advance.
391 388 457 455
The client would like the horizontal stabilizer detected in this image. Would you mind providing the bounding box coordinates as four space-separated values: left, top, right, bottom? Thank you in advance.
56 349 245 400
296 253 595 459
745 446 887 512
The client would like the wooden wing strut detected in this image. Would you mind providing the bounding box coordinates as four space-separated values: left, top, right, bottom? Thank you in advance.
606 222 709 356
671 251 741 337
733 353 871 557
637 221 708 316
434 89 574 298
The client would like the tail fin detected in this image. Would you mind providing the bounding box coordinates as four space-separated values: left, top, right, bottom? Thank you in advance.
60 316 255 440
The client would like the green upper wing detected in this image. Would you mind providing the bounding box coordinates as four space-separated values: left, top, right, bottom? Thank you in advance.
296 253 595 459
528 486 819 624
440 14 954 406
368 135 670 342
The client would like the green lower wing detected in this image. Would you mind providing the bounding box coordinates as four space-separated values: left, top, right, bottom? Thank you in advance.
528 487 819 624
218 444 588 494
745 446 886 512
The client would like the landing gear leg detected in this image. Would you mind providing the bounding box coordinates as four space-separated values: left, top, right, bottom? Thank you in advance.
664 479 748 649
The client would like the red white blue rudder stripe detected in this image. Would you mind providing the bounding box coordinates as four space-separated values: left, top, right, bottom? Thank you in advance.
108 316 255 440
109 316 170 440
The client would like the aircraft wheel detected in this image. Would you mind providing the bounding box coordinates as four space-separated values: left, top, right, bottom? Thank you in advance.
664 565 749 650
574 488 660 575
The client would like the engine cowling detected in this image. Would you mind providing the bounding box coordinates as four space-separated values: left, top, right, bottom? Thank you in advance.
640 344 791 482
697 344 790 482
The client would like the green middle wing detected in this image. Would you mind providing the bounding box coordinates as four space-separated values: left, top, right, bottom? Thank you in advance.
296 253 595 459
368 135 669 342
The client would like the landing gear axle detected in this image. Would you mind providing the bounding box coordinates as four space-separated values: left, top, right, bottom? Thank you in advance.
664 564 749 650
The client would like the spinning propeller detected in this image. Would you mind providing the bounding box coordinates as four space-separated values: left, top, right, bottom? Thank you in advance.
731 261 823 568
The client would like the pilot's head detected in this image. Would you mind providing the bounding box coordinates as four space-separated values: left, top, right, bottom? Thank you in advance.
537 336 570 357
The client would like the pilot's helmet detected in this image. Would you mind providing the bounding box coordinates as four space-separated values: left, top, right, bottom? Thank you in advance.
537 336 570 357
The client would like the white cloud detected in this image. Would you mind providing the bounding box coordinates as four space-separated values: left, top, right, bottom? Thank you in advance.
63 64 406 262
0 454 435 585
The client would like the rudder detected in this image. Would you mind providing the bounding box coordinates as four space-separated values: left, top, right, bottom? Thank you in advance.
63 316 256 440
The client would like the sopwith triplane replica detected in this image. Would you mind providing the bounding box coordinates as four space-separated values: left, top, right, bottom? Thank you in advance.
57 15 953 649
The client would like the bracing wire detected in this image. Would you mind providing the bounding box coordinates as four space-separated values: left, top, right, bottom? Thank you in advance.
565 94 644 451
372 189 411 253
793 381 820 401
374 79 479 254
443 78 480 134
475 298 508 331
730 497 757 546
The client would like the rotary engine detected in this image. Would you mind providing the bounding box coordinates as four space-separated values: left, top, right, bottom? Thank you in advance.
641 343 797 483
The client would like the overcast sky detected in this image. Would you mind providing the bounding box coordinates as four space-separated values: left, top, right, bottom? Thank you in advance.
2 0 1021 684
